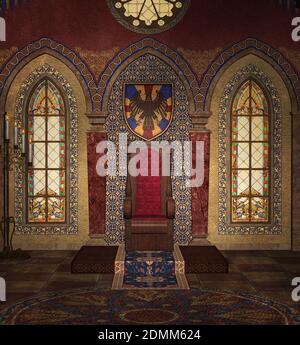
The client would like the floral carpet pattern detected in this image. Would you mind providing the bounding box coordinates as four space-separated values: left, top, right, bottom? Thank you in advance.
1 288 300 325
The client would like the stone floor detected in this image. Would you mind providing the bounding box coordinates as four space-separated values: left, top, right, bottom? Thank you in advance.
1 250 300 313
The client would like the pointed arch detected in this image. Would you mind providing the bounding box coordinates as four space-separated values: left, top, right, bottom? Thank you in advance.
200 38 300 114
98 38 201 113
0 38 95 113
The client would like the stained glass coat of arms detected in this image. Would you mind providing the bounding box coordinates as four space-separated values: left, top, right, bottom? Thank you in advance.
124 84 173 140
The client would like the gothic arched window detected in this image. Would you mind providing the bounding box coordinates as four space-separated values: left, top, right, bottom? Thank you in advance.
27 79 66 223
231 80 270 223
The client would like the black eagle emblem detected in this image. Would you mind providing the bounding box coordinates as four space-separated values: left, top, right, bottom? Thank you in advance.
129 87 168 132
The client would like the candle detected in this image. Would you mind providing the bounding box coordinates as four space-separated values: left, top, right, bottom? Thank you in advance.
31 143 34 165
28 138 33 164
22 129 26 154
14 123 18 147
5 114 9 140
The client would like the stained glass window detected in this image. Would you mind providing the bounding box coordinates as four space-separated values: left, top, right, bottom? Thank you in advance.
27 79 66 223
231 80 270 223
107 0 191 34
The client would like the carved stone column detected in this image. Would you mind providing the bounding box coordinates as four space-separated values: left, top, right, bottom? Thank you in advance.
292 112 300 250
189 112 211 238
86 112 107 239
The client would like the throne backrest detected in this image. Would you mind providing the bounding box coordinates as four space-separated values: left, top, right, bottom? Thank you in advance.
135 149 162 217
127 148 171 218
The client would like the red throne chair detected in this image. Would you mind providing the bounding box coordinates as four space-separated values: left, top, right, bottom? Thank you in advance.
124 149 175 252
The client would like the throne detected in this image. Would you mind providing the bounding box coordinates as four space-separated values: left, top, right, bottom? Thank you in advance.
124 149 175 252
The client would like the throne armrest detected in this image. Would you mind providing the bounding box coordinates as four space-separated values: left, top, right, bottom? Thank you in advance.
166 197 175 219
124 198 132 219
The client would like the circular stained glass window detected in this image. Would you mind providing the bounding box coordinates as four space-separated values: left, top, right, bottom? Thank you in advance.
107 0 191 34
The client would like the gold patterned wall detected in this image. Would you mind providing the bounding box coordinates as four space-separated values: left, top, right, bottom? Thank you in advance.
0 49 294 250
177 47 222 79
74 47 120 79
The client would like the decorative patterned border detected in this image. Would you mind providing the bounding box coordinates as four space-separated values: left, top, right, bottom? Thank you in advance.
105 53 192 245
0 38 95 112
14 64 78 235
99 38 200 113
0 38 200 114
1 38 300 114
106 0 191 35
218 64 282 235
200 38 300 112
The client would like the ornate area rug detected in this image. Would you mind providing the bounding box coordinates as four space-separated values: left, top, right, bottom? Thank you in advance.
112 247 189 290
1 288 299 325
123 251 177 288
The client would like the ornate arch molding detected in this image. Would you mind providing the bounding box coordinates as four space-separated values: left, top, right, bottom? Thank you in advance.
0 38 95 113
98 38 201 114
201 38 300 113
104 53 193 245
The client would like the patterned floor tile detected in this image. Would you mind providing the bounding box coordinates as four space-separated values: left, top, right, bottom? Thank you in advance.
236 264 285 272
200 281 256 292
49 272 99 282
25 257 64 264
265 251 300 258
227 256 278 265
6 281 46 293
4 272 52 282
55 264 72 272
223 251 271 257
96 275 114 288
272 257 300 264
61 257 75 264
0 264 59 274
29 251 71 258
40 281 96 292
280 264 300 274
242 271 293 282
197 273 247 282
228 264 240 273
1 250 300 313
251 280 293 292
98 274 114 281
